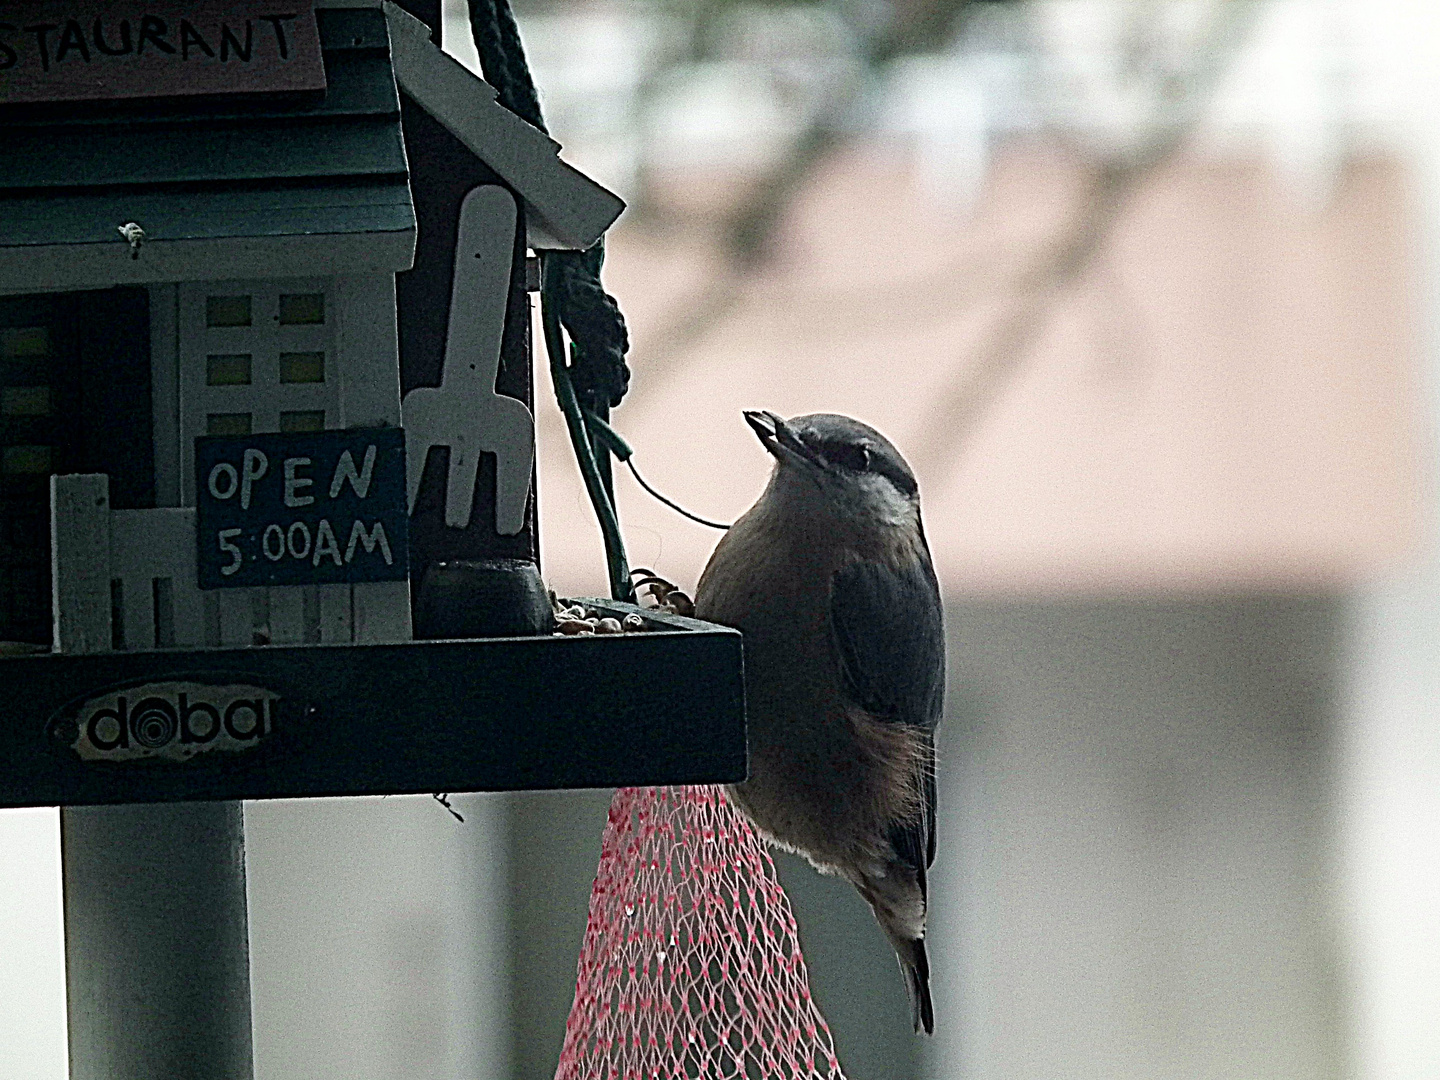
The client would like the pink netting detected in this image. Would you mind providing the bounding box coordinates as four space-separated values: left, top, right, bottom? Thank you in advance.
555 785 847 1080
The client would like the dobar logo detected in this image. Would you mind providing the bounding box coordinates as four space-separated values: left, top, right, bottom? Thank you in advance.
53 681 280 762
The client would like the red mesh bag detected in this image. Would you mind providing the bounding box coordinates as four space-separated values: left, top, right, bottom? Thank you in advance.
554 785 847 1080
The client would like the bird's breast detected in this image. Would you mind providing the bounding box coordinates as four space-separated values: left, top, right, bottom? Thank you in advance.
695 500 914 867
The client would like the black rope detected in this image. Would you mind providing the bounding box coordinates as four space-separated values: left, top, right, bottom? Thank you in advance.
467 0 544 131
626 458 731 530
466 0 631 414
551 249 630 411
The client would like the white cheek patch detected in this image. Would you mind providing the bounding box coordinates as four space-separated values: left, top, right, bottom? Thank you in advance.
849 473 916 526
772 461 917 529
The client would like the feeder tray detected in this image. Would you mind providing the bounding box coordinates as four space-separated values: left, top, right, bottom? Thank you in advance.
0 600 744 808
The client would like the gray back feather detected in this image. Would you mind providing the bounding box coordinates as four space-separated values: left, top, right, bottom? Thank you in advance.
829 551 944 879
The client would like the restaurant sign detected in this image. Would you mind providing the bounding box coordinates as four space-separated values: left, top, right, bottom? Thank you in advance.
0 0 326 105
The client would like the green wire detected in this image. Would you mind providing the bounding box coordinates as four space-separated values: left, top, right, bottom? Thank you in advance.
581 409 634 461
540 256 634 602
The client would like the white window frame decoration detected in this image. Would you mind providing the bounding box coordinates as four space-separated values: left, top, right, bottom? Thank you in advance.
177 280 340 504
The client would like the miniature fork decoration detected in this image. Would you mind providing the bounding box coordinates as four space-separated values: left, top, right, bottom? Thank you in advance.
403 184 535 535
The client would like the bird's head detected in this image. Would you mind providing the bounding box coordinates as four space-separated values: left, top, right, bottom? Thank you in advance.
744 410 920 528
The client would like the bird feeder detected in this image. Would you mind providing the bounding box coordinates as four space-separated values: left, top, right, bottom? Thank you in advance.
0 3 745 1075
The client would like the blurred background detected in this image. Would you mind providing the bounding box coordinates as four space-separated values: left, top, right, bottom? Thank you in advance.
6 0 1440 1076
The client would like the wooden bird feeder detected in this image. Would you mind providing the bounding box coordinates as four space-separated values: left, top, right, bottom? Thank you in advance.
0 3 745 1075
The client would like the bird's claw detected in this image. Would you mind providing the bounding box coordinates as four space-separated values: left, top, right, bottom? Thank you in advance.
630 569 695 617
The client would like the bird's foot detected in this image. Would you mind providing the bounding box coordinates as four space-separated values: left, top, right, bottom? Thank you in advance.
630 569 695 617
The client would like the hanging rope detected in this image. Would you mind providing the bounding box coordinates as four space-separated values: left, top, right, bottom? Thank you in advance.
467 0 545 134
545 246 630 412
466 0 634 599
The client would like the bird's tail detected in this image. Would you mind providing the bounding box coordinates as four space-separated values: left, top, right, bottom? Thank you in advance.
895 934 934 1035
858 864 934 1034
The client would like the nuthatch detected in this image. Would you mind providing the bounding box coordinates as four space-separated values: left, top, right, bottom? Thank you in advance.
696 410 944 1034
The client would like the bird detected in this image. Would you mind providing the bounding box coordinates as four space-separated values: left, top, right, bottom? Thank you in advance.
695 410 944 1034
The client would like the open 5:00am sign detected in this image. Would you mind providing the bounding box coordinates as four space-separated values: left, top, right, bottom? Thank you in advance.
196 428 408 590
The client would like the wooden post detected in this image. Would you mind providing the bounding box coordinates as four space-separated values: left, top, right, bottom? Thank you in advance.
52 474 255 1080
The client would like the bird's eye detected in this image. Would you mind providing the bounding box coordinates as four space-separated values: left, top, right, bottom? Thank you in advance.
826 443 871 472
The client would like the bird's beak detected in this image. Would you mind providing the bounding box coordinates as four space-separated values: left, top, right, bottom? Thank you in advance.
744 409 780 449
744 410 819 467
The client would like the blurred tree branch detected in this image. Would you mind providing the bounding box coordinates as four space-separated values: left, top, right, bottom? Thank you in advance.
909 0 1263 475
723 0 989 264
622 0 995 397
623 0 1262 448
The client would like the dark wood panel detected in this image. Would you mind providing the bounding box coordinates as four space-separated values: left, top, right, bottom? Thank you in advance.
75 287 153 511
0 115 406 189
0 604 747 806
317 6 390 51
397 96 538 576
0 183 415 248
0 51 398 127
0 287 152 647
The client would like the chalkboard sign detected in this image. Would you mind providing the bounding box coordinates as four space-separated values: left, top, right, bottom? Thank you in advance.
195 428 407 589
0 0 327 106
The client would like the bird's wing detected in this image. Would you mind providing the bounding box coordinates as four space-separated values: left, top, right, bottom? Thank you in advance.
829 554 944 873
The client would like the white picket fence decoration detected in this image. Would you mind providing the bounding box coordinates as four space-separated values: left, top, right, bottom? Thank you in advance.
52 474 410 652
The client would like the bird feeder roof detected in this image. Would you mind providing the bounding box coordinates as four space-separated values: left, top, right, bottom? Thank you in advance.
0 2 623 294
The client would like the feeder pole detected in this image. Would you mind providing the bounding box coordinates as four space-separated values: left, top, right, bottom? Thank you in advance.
53 474 254 1080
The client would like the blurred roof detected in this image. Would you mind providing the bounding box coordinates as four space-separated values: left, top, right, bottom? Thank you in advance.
538 141 1425 598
